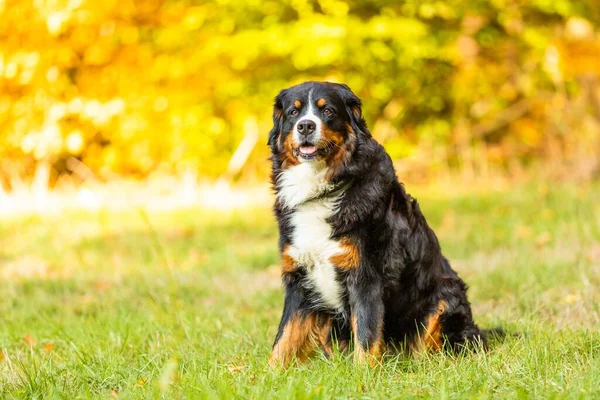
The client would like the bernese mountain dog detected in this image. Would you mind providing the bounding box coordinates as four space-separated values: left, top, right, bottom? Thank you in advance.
268 81 495 367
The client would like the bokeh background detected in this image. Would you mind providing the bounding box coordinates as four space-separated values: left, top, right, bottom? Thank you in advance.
1 0 600 192
2 2 600 396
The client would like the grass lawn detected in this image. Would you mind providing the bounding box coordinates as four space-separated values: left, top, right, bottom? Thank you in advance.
1 181 599 399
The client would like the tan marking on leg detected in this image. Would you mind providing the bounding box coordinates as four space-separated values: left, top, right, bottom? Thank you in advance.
351 315 384 366
337 338 350 353
410 300 448 355
317 98 326 107
329 238 359 270
317 316 334 358
269 313 331 368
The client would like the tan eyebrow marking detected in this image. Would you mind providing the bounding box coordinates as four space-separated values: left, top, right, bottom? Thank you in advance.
294 99 302 108
317 98 326 107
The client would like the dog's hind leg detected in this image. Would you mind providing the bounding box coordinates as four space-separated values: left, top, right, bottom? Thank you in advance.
437 301 488 352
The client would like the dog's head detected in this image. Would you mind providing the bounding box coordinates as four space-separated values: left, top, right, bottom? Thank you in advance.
268 82 371 171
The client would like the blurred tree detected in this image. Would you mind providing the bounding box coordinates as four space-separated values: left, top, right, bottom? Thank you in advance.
0 0 599 189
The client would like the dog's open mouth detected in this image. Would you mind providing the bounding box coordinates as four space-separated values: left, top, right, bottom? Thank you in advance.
294 143 319 160
299 145 317 157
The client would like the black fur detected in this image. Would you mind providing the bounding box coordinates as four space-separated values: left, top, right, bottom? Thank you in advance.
268 82 495 364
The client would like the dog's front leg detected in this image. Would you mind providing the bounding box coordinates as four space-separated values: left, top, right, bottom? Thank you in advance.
348 276 385 366
269 270 332 368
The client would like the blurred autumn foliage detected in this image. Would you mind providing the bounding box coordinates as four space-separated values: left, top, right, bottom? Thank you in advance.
1 0 600 190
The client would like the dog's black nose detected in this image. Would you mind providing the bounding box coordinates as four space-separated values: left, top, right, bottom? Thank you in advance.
297 120 316 136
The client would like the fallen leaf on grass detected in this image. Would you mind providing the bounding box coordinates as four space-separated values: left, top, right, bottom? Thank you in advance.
227 365 245 374
94 280 111 292
24 334 37 347
564 293 581 304
541 208 554 220
311 384 324 395
136 377 148 387
515 225 533 239
535 231 552 247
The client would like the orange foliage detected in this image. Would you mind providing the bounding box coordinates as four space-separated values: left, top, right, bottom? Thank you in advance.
0 1 599 189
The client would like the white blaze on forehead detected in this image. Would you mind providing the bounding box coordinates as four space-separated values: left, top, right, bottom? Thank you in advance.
293 89 322 148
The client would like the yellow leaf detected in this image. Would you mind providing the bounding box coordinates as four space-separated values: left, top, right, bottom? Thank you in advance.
136 377 148 387
535 231 552 247
227 365 245 374
311 384 324 395
24 334 37 347
564 293 581 304
541 209 554 220
516 225 533 239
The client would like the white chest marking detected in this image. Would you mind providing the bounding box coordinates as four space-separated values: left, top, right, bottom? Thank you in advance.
277 161 334 209
278 162 345 311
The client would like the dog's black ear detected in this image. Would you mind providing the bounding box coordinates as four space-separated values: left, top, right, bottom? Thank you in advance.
336 84 371 139
267 89 287 148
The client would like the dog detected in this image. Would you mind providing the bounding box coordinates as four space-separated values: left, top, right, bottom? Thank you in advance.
267 81 496 367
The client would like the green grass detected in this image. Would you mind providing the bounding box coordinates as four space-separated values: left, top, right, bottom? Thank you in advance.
1 181 599 399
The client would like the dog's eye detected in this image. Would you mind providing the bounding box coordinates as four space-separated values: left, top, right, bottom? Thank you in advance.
290 109 299 117
323 108 333 117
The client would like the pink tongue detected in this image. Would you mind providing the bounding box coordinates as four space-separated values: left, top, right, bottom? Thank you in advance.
299 145 317 155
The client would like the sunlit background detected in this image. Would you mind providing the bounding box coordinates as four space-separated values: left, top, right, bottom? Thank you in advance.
1 0 599 212
2 3 600 395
